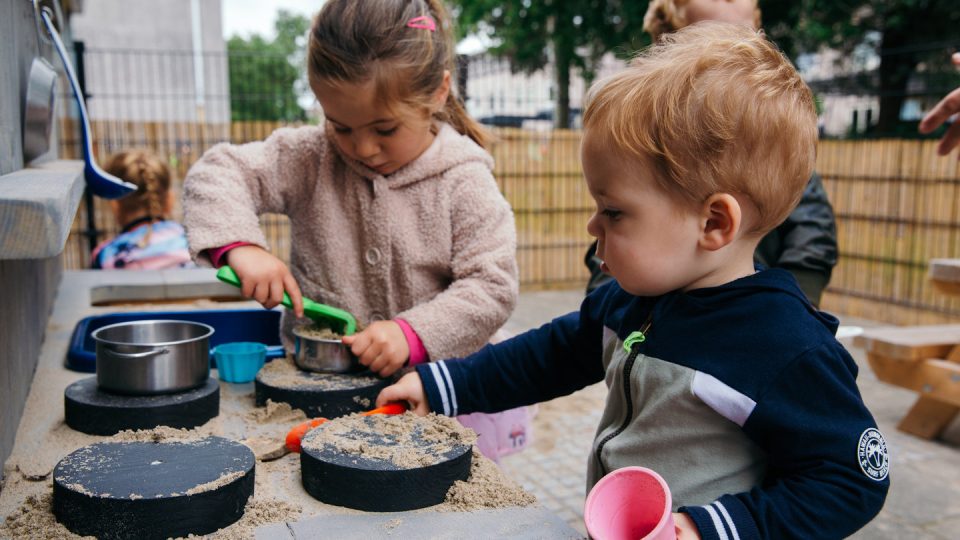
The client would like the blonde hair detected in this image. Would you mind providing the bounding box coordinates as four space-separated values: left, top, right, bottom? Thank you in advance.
308 0 488 148
643 0 762 42
103 149 172 221
583 22 817 234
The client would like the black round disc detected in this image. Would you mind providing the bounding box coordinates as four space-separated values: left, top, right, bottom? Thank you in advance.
300 416 472 511
53 436 254 539
254 359 391 418
64 377 219 435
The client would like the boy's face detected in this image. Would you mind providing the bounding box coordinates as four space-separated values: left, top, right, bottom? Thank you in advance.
582 130 704 296
684 0 756 28
313 79 436 176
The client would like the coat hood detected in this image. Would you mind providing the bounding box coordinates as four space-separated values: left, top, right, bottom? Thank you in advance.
327 122 495 189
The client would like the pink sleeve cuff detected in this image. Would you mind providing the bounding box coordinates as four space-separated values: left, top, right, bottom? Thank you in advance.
206 242 255 268
395 318 429 366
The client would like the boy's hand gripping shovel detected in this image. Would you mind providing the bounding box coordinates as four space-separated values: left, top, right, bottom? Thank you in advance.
216 265 357 335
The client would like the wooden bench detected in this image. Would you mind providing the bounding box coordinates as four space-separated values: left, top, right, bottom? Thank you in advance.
855 324 960 439
929 259 960 297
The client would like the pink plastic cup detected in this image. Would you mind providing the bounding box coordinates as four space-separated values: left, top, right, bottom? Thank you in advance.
584 466 676 540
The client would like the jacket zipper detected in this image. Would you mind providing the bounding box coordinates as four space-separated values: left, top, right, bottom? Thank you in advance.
595 314 653 477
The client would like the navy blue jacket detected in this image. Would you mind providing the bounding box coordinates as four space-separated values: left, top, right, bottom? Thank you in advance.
417 269 888 539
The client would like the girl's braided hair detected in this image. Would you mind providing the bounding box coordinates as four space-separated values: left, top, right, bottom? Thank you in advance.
102 150 172 246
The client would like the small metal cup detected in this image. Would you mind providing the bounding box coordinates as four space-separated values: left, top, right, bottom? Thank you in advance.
292 327 359 373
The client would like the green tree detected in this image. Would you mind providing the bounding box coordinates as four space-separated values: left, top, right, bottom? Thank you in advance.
760 0 960 136
227 10 310 122
451 1 648 128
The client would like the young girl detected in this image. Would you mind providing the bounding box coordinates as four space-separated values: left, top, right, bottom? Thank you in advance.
183 0 530 460
91 149 193 270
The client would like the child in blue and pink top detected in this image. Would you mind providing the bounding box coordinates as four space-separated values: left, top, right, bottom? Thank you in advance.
91 150 193 270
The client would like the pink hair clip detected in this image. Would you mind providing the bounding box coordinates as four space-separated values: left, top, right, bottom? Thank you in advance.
406 15 436 32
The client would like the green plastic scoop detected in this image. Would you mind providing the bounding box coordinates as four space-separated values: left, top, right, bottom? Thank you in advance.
216 265 357 336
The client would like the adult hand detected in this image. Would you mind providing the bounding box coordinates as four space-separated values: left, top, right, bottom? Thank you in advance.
225 245 304 317
918 52 960 158
342 320 410 378
376 371 431 415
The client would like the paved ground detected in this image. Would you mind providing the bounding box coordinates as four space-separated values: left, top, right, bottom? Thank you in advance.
497 290 960 539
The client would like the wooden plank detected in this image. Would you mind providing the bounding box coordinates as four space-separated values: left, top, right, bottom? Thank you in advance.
867 353 960 407
897 397 960 439
929 259 960 284
932 279 960 298
856 325 960 360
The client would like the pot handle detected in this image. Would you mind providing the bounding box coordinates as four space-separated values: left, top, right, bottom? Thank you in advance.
102 347 169 359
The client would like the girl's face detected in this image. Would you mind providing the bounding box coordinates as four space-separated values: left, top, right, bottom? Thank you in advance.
582 130 705 296
683 0 756 28
313 79 441 176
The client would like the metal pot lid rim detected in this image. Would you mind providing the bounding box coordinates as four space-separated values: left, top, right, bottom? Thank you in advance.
92 319 215 346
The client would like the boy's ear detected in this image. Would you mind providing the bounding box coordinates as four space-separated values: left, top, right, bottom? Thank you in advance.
698 193 741 251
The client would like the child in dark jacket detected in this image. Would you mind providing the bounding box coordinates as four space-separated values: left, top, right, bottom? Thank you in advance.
379 23 888 540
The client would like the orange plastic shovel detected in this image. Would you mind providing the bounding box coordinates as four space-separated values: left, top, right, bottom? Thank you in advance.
284 402 408 453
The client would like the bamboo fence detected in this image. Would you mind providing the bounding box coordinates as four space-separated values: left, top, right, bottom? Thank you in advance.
59 120 960 324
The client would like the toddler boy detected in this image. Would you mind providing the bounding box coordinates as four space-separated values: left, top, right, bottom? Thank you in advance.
379 22 888 539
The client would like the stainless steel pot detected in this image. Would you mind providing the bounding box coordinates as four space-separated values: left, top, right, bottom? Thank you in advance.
292 327 359 373
92 320 214 395
23 56 57 162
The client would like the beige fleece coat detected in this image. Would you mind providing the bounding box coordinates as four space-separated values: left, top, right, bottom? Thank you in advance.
183 123 518 359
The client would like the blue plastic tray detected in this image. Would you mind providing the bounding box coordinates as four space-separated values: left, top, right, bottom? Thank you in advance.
67 309 285 373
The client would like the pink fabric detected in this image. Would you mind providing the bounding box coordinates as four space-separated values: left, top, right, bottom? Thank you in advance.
395 318 428 366
457 406 535 462
206 241 255 268
455 327 535 462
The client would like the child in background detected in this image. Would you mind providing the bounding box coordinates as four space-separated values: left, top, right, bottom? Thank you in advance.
586 0 838 309
183 0 531 460
91 149 193 270
379 23 888 539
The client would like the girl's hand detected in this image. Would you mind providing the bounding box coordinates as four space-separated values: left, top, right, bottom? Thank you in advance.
674 512 702 540
376 372 430 415
342 320 410 378
225 245 304 317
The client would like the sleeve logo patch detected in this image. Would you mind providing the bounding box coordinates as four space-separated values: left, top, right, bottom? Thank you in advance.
857 428 889 481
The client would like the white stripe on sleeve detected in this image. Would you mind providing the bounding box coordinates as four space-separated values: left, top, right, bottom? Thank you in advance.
703 505 731 540
437 361 458 416
713 502 740 540
427 363 451 416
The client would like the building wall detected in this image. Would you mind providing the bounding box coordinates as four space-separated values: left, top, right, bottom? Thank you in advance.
0 258 61 469
69 0 229 123
464 52 625 126
0 0 67 472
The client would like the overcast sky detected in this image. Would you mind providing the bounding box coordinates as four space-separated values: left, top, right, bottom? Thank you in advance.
220 0 488 53
221 0 320 39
